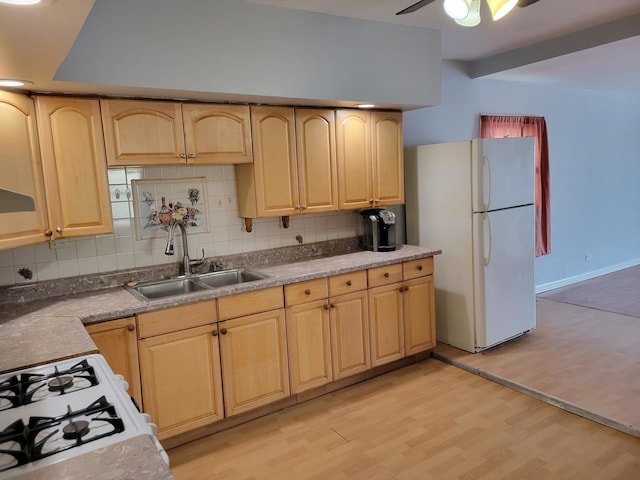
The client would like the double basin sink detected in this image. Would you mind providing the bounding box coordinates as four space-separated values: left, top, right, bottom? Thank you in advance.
126 268 269 301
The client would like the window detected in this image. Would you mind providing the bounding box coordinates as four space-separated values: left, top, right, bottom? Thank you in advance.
480 115 550 256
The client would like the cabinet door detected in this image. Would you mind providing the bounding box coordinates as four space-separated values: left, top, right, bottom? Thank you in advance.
336 110 372 210
372 111 404 206
250 106 298 217
404 275 436 355
182 104 252 164
369 283 404 366
86 317 142 409
100 99 185 166
138 324 224 440
219 309 290 416
36 97 113 238
295 108 338 214
0 91 48 250
286 299 332 393
329 290 370 380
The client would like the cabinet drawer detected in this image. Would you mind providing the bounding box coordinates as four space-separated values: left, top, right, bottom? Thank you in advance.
285 278 328 306
367 263 403 288
218 286 284 320
137 300 216 339
403 257 434 280
329 270 367 296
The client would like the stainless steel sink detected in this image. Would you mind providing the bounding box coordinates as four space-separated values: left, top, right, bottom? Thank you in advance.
129 277 209 300
127 268 269 300
195 268 267 288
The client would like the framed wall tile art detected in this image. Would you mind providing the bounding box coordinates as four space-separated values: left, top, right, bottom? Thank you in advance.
131 177 209 240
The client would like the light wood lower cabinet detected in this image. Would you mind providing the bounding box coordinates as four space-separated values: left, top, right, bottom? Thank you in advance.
136 300 221 440
218 309 290 417
368 258 436 366
329 290 370 380
86 317 142 409
138 324 224 440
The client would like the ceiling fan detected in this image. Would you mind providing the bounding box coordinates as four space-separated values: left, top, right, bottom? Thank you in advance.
397 0 541 19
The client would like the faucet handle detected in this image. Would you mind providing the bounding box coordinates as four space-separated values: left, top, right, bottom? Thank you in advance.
189 248 205 267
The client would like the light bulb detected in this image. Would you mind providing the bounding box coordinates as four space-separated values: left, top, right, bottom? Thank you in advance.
487 0 518 21
455 0 481 27
443 0 470 20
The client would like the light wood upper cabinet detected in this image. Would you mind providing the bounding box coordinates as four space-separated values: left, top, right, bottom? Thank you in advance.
219 309 290 417
236 106 298 218
86 317 142 409
236 106 337 226
35 96 113 239
336 110 404 209
295 108 338 214
101 99 252 166
0 91 49 250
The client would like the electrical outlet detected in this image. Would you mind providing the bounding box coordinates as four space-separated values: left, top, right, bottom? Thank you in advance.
584 253 592 261
49 238 73 249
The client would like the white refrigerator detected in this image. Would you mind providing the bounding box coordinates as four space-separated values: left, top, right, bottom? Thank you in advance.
404 137 536 353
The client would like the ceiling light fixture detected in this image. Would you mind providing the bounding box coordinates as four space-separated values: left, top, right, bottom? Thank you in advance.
0 79 33 87
357 104 375 109
443 0 470 20
455 0 481 27
0 0 42 5
486 0 518 20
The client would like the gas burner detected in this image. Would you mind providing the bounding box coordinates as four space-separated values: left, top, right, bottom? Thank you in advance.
48 375 74 392
0 360 100 410
62 420 90 440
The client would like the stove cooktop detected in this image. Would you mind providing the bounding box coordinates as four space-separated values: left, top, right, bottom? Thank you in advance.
0 355 153 478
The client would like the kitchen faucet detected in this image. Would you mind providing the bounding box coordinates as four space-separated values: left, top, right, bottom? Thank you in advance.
164 219 204 275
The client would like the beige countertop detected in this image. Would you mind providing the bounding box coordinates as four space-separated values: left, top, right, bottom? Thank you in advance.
0 245 438 480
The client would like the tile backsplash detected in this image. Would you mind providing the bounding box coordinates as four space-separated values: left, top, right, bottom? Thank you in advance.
0 165 361 287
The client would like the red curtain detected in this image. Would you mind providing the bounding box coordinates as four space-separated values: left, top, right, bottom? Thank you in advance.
480 115 550 256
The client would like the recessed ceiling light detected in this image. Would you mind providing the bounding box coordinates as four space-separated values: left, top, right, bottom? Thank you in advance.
358 104 375 109
0 0 42 5
0 79 33 87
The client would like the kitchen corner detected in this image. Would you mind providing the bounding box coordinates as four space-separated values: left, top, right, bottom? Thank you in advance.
0 242 439 479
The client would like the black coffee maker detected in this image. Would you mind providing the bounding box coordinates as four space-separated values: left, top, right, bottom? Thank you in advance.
360 208 397 252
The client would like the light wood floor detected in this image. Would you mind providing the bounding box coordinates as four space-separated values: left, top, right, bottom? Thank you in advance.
168 294 640 479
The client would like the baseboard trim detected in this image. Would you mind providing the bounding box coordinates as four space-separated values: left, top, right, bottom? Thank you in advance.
535 257 640 293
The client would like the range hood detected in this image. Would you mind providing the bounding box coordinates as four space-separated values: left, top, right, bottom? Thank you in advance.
0 188 35 213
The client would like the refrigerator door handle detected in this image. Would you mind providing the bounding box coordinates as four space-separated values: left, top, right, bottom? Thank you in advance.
483 155 492 212
482 213 492 266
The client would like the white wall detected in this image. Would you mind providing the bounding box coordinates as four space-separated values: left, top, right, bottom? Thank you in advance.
56 0 441 109
404 61 640 288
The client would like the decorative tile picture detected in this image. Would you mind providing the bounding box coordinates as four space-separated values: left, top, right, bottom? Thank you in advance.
131 177 209 240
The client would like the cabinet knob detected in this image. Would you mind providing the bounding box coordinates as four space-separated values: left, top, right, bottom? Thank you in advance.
301 205 308 210
324 304 330 310
220 327 228 335
384 272 390 278
404 286 410 292
369 199 375 205
330 303 336 309
374 198 380 204
399 287 404 293
56 227 64 234
346 280 352 286
295 204 302 210
180 153 187 159
417 265 423 271
187 153 196 158
44 229 53 237
127 324 135 332
304 289 311 295
212 329 219 336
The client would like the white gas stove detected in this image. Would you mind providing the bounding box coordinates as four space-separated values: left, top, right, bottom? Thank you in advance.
0 354 167 478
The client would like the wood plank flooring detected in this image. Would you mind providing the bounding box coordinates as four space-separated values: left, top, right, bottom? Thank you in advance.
168 280 640 479
168 359 640 479
434 297 640 434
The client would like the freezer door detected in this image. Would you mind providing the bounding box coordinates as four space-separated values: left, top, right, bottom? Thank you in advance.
473 205 535 350
471 137 535 213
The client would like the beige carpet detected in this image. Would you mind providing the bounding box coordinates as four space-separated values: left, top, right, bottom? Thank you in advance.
538 264 640 318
